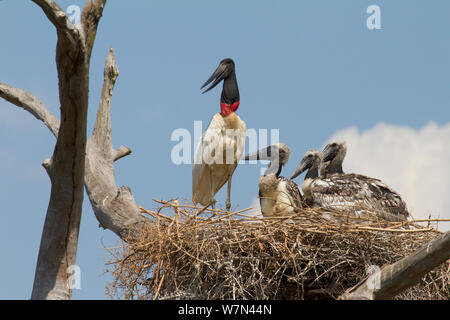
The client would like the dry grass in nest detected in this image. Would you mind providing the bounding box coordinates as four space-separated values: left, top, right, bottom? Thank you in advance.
105 199 450 300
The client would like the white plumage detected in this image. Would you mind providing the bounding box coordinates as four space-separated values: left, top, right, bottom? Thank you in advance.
192 113 246 208
258 176 303 217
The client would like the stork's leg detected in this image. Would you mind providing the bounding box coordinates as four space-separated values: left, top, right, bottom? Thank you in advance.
209 166 216 209
226 174 232 211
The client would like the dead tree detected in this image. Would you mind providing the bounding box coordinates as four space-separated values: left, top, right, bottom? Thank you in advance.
0 0 147 300
1 0 109 300
1 47 147 300
0 0 448 301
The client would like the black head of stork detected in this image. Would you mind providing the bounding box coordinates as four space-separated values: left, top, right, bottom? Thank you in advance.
320 140 347 177
322 140 347 163
245 143 291 177
290 150 322 180
201 58 240 116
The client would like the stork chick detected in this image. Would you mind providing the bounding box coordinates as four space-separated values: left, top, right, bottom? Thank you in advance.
245 143 303 217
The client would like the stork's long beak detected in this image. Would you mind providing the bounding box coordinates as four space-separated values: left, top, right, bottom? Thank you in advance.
244 145 275 161
322 144 339 162
290 157 312 180
201 63 227 94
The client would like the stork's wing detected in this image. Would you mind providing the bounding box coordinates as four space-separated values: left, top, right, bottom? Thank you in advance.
309 173 409 222
192 114 222 205
193 114 223 167
279 177 303 210
192 114 246 206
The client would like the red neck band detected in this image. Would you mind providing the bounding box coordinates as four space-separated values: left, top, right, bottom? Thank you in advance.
220 101 240 117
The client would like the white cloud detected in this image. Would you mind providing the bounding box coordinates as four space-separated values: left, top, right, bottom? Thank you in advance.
327 122 450 231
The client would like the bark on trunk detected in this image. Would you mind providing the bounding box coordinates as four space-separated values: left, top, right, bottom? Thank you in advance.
28 0 106 300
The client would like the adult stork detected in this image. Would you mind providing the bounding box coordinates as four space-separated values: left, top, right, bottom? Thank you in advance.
320 140 347 178
291 149 409 222
192 58 246 210
245 143 303 217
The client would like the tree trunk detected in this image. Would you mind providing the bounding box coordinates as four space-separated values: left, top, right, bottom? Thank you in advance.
28 0 106 300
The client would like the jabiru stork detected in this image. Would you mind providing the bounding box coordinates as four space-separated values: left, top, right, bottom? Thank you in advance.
245 143 303 217
192 58 246 211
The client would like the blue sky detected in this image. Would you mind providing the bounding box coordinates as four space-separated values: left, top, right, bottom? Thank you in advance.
1 0 449 299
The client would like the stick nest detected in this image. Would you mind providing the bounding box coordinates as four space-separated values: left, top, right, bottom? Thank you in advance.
105 200 449 300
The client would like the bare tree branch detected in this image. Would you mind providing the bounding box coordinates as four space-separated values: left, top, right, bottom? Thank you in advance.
85 48 149 240
31 0 81 45
0 82 60 137
114 146 132 162
91 47 118 151
42 158 53 176
340 231 450 300
81 0 107 58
